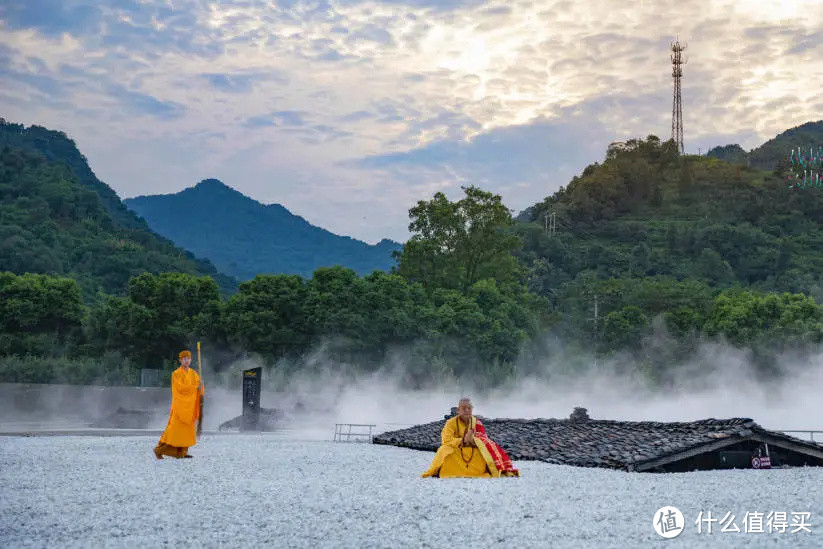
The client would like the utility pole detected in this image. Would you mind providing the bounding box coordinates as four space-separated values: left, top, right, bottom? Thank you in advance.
671 38 687 154
544 210 556 237
589 294 599 369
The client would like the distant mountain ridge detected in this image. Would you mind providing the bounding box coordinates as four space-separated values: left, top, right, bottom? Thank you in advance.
707 120 823 169
125 179 401 280
0 119 237 296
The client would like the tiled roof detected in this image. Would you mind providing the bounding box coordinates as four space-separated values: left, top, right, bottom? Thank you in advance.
373 415 823 471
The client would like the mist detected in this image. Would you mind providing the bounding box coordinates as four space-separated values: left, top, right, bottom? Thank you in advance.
196 337 823 440
1 336 820 439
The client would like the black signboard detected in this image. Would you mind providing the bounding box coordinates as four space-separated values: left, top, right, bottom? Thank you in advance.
241 367 262 431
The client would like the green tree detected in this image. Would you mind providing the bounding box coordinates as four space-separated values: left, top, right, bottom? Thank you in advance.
602 306 649 351
222 274 311 361
0 272 84 356
704 290 823 348
86 272 220 367
395 186 522 293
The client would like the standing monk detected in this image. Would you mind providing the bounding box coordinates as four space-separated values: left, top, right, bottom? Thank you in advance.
154 350 204 459
422 397 519 478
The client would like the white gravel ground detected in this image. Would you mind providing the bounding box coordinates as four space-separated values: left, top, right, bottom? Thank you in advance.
0 433 821 548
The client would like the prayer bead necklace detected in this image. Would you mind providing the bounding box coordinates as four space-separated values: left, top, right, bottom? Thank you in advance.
460 446 474 468
456 417 474 468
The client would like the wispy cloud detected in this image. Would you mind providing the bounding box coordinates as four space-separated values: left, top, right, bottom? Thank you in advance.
244 110 308 128
107 84 186 120
1 0 821 242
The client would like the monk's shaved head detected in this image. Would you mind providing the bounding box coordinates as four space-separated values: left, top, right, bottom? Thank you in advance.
457 397 473 423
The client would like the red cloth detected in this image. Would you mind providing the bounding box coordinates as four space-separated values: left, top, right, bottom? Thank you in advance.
474 420 520 476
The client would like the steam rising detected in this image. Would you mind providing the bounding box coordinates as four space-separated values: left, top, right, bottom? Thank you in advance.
1 339 821 438
200 338 823 438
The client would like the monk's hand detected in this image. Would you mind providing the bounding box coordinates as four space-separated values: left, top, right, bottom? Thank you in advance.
465 429 475 447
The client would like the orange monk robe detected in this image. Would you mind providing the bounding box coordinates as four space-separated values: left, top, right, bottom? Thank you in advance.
154 367 203 458
422 416 519 478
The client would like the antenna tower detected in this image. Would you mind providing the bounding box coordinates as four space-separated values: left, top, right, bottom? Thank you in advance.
671 38 687 154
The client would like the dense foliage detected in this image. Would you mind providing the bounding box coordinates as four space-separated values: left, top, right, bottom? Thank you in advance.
0 268 544 386
124 179 401 280
522 135 823 300
3 119 823 387
516 133 823 378
395 186 522 293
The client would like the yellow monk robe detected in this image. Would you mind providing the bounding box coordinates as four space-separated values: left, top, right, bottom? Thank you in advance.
154 367 203 459
422 416 491 478
422 415 520 478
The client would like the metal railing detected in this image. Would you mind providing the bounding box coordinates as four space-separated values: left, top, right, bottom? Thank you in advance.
778 430 823 442
333 423 377 443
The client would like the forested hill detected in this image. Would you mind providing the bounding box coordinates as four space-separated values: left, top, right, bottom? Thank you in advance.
707 120 823 170
0 120 237 296
125 179 401 280
519 134 823 302
0 119 146 230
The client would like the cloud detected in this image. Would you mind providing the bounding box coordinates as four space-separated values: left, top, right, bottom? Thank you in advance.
338 0 489 8
244 110 308 128
107 85 186 120
1 0 822 243
199 72 288 93
0 0 103 37
786 29 823 55
354 107 612 211
0 66 65 97
201 73 255 93
347 24 395 46
339 110 375 122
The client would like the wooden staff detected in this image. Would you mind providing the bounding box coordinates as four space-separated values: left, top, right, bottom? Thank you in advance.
196 341 204 437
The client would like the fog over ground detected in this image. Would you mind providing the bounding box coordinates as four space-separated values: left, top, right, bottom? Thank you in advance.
200 340 823 438
1 340 820 439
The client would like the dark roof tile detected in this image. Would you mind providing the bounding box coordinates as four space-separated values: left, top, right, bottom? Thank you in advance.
373 416 823 471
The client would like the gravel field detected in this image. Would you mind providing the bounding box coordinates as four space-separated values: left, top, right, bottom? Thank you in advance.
1 433 820 548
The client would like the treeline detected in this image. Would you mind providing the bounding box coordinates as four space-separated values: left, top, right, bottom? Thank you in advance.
0 187 546 387
543 275 823 382
3 269 821 387
0 268 541 386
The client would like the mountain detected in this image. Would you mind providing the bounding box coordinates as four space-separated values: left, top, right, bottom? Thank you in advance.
519 133 823 302
707 120 823 170
0 119 237 296
124 180 401 280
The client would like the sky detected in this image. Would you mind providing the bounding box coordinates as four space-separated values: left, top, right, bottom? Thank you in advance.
1 0 821 244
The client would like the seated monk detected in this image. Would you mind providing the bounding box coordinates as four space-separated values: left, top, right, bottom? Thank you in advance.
422 397 519 478
154 350 204 459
